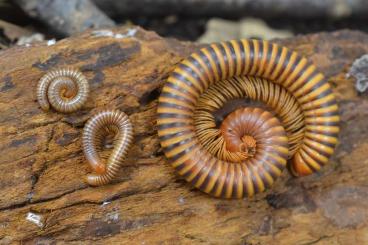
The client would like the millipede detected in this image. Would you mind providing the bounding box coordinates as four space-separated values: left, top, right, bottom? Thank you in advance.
157 39 339 198
37 68 89 113
82 110 134 186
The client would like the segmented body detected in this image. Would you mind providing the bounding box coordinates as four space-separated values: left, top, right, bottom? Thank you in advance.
82 110 133 186
157 39 339 198
37 68 89 113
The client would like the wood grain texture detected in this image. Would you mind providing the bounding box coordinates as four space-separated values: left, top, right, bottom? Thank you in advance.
0 26 368 244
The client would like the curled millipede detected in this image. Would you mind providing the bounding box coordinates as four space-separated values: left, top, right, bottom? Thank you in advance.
82 110 133 186
194 76 304 163
37 68 89 113
157 39 339 198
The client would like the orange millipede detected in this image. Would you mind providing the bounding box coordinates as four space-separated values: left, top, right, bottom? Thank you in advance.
37 68 89 113
157 39 339 198
82 110 133 186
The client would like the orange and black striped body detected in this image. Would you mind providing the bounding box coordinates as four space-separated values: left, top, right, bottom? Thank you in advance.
157 39 339 198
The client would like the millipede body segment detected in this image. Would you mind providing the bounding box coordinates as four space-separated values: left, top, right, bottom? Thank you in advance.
37 68 89 113
82 110 133 186
157 39 339 198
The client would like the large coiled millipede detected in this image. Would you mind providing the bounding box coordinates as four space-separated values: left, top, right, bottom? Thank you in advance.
82 110 133 186
37 68 89 113
157 39 339 198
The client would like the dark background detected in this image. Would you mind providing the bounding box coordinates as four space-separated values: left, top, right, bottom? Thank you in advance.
1 0 368 46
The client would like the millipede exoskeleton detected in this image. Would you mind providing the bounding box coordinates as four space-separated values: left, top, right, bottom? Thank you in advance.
157 39 339 198
37 68 89 113
82 110 133 186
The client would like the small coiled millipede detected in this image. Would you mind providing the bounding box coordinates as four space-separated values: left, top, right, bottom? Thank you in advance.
82 110 133 186
37 68 89 113
157 39 339 198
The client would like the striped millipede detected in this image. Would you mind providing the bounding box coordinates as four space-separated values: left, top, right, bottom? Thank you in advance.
157 39 339 198
82 110 134 186
37 68 89 113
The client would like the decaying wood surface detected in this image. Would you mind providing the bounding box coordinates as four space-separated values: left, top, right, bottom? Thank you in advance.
0 26 368 244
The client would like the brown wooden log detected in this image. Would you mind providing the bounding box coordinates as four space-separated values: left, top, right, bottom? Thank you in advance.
0 26 368 244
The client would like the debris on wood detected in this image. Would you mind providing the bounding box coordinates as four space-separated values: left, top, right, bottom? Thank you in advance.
348 54 368 93
198 18 293 43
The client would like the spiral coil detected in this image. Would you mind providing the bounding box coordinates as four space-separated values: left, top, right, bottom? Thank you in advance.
157 39 339 198
82 110 133 186
37 68 89 113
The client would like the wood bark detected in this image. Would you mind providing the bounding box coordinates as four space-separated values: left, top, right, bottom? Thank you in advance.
0 26 368 244
15 0 115 36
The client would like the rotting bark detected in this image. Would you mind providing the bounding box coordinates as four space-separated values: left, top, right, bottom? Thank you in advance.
0 20 33 45
15 0 115 36
0 26 368 244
